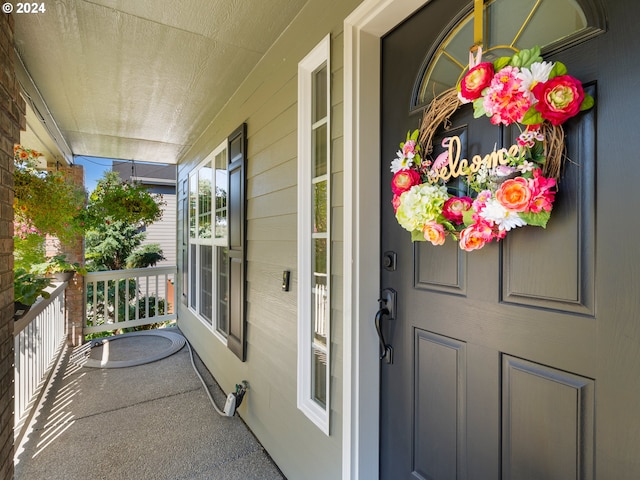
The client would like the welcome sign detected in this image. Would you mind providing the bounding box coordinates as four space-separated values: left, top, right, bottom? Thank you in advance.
428 135 522 183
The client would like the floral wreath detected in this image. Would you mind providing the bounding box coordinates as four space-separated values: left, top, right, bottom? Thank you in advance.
390 46 594 251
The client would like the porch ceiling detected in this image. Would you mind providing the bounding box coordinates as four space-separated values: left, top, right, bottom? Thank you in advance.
12 0 307 164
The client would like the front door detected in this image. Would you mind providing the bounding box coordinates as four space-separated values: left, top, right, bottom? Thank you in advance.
379 1 604 478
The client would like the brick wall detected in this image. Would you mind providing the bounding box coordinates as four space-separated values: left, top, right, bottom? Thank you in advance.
42 163 85 345
0 13 26 480
58 165 85 346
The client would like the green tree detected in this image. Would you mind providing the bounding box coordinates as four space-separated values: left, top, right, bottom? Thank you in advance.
81 171 165 230
85 220 165 271
14 145 86 243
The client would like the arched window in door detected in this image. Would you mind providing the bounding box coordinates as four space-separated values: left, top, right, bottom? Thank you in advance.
413 0 605 109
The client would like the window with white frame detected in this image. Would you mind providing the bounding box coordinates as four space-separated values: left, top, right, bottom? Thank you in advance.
297 35 331 435
188 141 229 339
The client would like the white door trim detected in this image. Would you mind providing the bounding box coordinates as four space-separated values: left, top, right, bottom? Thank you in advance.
342 0 428 478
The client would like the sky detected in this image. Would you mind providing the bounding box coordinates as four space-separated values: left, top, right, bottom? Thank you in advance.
73 156 113 193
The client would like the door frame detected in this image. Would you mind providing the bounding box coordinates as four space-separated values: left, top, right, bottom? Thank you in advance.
342 1 428 478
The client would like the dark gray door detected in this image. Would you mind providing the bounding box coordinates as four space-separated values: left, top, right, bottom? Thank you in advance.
379 1 607 478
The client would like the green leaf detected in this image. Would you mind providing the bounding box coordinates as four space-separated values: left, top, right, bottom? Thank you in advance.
410 129 420 142
530 140 544 157
519 210 552 228
441 219 456 232
473 96 487 118
521 107 543 125
493 56 511 71
549 61 568 79
528 142 546 165
462 208 475 227
411 229 426 242
510 46 542 69
580 94 595 111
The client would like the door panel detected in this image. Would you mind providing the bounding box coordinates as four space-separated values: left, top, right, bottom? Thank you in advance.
380 1 599 478
414 331 467 480
502 356 595 480
415 239 466 294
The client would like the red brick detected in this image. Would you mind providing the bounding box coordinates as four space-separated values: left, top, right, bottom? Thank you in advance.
0 13 21 476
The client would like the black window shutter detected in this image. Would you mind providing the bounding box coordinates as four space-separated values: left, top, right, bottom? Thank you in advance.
227 123 247 361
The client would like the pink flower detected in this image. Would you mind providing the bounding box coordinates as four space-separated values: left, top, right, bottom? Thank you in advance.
517 125 544 148
422 221 446 246
472 190 492 213
527 169 556 213
532 75 585 125
483 66 532 125
495 177 532 212
442 196 472 225
391 169 421 196
459 220 494 251
458 62 494 103
392 194 402 213
402 140 417 158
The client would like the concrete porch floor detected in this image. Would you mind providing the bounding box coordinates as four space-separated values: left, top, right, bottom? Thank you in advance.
15 329 286 480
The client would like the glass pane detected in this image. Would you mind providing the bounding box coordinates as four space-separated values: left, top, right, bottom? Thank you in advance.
198 167 213 239
313 238 327 275
516 0 586 48
312 346 327 408
216 247 229 336
182 180 188 246
189 244 197 309
313 65 327 122
313 181 327 233
313 123 327 177
215 151 228 239
199 245 213 324
189 175 197 238
182 247 188 304
486 0 540 50
312 275 328 346
443 19 475 67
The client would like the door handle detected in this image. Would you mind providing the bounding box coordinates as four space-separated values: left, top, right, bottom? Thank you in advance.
375 288 396 364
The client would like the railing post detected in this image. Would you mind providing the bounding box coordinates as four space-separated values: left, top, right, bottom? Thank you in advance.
66 274 85 346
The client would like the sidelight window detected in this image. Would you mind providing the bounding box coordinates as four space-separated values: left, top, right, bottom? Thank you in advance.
297 35 331 434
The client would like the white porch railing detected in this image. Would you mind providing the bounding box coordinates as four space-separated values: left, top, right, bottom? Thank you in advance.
84 266 177 335
14 281 67 440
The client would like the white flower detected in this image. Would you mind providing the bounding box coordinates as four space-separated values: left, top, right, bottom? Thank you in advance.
390 150 413 173
475 165 489 185
518 61 554 102
479 198 527 231
517 160 535 173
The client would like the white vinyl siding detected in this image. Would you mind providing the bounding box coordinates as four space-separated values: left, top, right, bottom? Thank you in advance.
176 4 353 478
141 190 176 267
